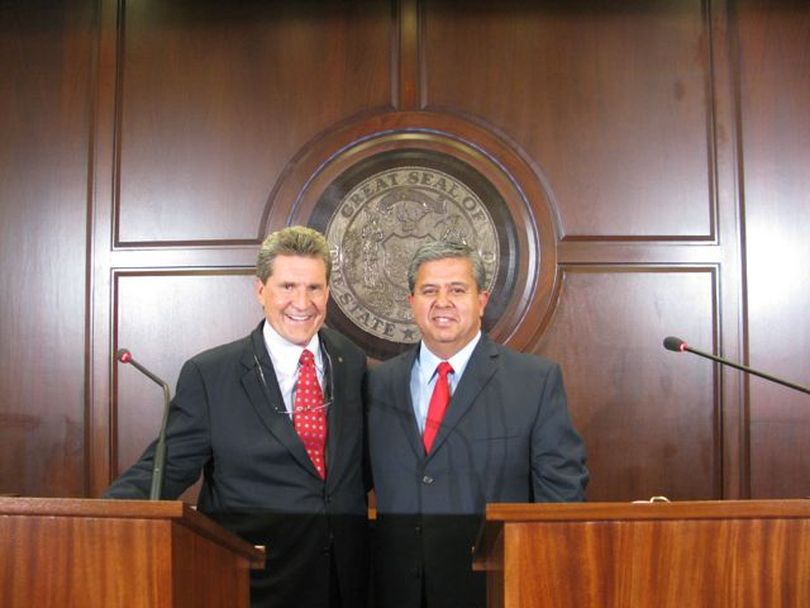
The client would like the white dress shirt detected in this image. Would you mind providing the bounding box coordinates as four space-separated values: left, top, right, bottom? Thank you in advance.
261 321 326 415
409 331 482 433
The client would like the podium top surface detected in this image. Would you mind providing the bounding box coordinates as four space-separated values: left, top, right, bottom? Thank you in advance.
0 496 192 519
485 499 810 522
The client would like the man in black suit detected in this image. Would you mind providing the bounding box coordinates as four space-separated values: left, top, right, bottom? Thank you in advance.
106 226 369 608
367 241 588 608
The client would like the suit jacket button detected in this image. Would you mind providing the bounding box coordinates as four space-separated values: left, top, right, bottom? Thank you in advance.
422 475 434 484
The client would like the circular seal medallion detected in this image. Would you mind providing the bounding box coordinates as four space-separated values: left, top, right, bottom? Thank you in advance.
326 166 500 345
308 147 522 360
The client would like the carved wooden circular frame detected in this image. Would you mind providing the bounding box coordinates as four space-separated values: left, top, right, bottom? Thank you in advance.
263 111 560 354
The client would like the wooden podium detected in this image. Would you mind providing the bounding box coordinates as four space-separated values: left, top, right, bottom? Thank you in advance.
474 500 810 608
0 497 265 607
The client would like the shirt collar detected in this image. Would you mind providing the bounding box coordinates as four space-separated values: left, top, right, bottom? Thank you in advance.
416 331 482 385
261 320 322 375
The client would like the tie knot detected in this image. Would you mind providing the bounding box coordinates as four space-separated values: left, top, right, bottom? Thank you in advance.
436 361 453 377
299 349 315 366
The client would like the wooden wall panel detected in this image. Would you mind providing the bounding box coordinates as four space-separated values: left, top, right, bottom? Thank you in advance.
0 1 94 497
537 268 718 501
116 0 393 244
422 0 713 239
0 0 808 504
113 272 259 476
737 0 810 498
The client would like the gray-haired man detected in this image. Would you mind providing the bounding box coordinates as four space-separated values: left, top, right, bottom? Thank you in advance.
107 226 370 608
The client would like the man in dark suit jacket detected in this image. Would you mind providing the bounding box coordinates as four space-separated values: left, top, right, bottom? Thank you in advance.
106 226 369 608
367 241 589 608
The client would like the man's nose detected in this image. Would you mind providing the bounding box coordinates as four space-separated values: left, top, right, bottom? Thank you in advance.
434 289 452 306
291 288 310 308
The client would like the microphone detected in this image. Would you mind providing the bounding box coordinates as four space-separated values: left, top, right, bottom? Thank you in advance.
115 348 173 500
663 337 810 396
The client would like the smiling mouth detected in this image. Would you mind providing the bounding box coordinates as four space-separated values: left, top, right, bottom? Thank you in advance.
285 312 315 323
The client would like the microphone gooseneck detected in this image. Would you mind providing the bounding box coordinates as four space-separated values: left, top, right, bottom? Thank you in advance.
663 337 810 396
115 348 173 500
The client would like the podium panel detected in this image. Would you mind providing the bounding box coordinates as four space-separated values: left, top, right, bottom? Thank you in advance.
0 498 264 608
474 500 810 608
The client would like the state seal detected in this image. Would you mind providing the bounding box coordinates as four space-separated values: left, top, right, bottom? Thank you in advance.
326 166 499 345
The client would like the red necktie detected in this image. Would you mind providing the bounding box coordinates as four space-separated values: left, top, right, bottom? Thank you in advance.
293 349 327 479
423 361 453 453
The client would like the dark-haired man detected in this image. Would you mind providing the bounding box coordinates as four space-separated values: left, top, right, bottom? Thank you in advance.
367 241 588 608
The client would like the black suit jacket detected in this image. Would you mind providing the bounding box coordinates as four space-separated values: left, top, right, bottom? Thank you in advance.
367 334 588 608
106 322 369 608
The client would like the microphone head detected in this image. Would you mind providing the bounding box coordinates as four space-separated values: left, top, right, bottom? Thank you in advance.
116 348 133 363
663 336 687 352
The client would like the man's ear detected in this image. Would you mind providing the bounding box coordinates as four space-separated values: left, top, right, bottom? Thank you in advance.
478 290 490 317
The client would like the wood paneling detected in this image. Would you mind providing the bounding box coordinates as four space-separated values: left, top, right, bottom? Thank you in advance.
537 267 719 500
116 0 393 244
0 0 808 505
422 0 714 239
113 271 258 475
0 0 94 497
738 0 810 498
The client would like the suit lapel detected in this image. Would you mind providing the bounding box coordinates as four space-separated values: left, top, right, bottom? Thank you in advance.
240 326 320 477
426 335 499 459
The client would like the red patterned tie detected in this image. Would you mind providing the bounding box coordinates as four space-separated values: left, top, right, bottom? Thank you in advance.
423 361 453 454
293 349 327 479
